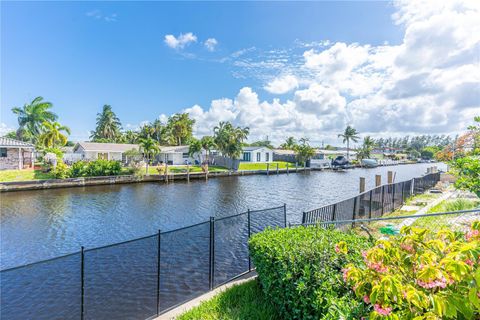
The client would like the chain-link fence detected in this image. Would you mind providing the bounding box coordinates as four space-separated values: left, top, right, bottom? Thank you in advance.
0 205 287 320
302 173 441 224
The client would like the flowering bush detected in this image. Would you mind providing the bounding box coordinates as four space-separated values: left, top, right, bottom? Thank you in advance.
342 221 480 319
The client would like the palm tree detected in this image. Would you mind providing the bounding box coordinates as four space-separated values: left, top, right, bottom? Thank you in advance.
357 136 375 160
294 140 316 165
152 119 166 144
188 138 203 163
201 136 216 164
213 121 249 169
338 125 360 159
12 96 58 142
90 105 122 142
280 137 297 149
139 137 160 175
123 130 139 144
167 113 196 145
38 121 71 148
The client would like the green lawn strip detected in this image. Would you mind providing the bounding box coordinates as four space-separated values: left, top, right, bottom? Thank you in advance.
177 279 280 320
238 161 293 171
0 169 55 182
146 165 228 175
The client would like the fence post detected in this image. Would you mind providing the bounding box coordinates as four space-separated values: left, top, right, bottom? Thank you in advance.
392 183 396 211
381 186 385 216
187 164 190 182
209 217 215 290
81 246 85 320
295 162 298 173
247 209 251 271
302 211 306 224
401 181 405 204
369 190 373 219
267 163 270 175
332 204 337 221
286 163 289 174
276 163 279 174
156 230 161 315
352 197 357 228
283 203 287 227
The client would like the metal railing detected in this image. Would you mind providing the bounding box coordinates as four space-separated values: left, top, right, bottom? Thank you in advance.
302 172 441 224
0 205 287 320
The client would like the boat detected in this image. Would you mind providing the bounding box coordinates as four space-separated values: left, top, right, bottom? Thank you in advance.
331 156 351 169
361 159 378 168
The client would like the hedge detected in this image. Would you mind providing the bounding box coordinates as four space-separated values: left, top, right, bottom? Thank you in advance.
249 226 372 320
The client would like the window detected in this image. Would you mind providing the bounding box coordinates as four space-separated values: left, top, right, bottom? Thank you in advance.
182 153 189 158
256 152 261 162
242 152 251 162
97 152 108 160
0 148 7 157
266 152 270 162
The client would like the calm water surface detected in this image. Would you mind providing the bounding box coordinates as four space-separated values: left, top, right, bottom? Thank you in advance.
0 163 445 269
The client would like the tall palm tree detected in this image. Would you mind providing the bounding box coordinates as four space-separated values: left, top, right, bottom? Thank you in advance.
338 125 360 159
188 138 203 163
152 119 166 144
90 105 122 142
38 121 71 148
12 96 58 142
280 137 297 149
213 121 249 168
201 136 216 164
139 137 160 175
167 113 195 145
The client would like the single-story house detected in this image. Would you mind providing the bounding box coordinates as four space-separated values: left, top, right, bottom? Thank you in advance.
0 137 35 170
157 145 199 165
73 142 140 162
241 147 273 163
273 148 357 163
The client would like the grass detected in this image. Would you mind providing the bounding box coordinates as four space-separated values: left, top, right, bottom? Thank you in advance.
238 161 293 171
412 198 480 229
177 279 280 320
0 169 55 182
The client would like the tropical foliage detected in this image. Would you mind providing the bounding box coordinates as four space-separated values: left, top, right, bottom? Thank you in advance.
69 159 122 177
249 226 371 320
357 136 375 160
166 113 195 145
294 138 316 165
342 223 480 319
452 157 480 197
38 121 71 148
338 125 360 159
139 137 160 174
280 136 297 150
90 105 123 142
214 121 249 166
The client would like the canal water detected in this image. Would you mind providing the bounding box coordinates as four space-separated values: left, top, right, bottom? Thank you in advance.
0 163 445 269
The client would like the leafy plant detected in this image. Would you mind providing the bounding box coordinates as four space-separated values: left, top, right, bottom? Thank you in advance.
51 161 70 179
249 226 371 320
69 160 122 177
342 222 480 319
452 156 480 197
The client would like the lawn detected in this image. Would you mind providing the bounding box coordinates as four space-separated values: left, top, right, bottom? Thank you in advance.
178 279 280 320
0 169 55 182
238 161 294 171
145 165 228 175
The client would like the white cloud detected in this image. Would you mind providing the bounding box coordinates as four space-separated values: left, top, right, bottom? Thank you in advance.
204 38 218 52
164 32 197 49
86 10 117 22
264 75 299 94
0 123 15 136
177 0 479 145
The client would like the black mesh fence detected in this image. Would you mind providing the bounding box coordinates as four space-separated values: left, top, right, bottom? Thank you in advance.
302 173 441 224
0 204 286 320
0 253 81 320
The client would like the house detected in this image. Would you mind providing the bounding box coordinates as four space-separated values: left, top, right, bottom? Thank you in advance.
273 149 356 163
157 145 198 165
241 146 273 163
0 137 35 170
73 142 139 162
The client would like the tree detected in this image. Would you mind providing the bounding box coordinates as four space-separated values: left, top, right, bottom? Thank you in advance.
123 130 139 144
467 116 480 155
38 121 71 148
139 137 160 175
188 138 203 163
3 131 17 139
11 96 58 142
90 105 122 142
201 136 216 164
213 121 249 169
452 157 480 197
167 113 195 146
249 140 274 149
294 139 316 165
338 126 360 159
357 136 375 160
280 137 297 149
152 119 167 144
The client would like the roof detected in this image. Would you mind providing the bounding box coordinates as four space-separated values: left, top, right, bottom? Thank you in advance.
273 149 295 155
74 142 139 153
158 145 190 153
0 137 34 148
243 146 271 151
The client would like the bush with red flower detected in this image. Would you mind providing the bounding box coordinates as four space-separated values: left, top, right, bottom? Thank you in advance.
341 221 480 319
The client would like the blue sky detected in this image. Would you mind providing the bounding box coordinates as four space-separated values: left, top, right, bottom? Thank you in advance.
1 1 478 144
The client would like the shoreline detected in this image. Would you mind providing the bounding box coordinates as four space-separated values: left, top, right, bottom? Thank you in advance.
0 161 425 192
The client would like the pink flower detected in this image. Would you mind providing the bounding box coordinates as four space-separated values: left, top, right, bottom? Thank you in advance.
400 243 414 253
363 295 370 304
466 229 479 241
366 261 388 273
335 244 340 253
374 304 392 316
417 276 447 289
465 259 474 266
342 268 350 282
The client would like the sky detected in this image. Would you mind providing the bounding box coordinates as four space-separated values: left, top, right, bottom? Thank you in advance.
1 1 479 145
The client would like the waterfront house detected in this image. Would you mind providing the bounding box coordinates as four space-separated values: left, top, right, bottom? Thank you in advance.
273 148 355 163
0 137 35 170
157 145 198 165
73 142 139 162
241 146 273 163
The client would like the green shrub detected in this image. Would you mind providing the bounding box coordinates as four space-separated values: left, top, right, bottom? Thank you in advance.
69 160 122 177
249 226 372 320
51 161 70 179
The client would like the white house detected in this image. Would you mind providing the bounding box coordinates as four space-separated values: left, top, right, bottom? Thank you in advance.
0 137 35 170
72 142 139 162
241 146 273 163
157 145 199 165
